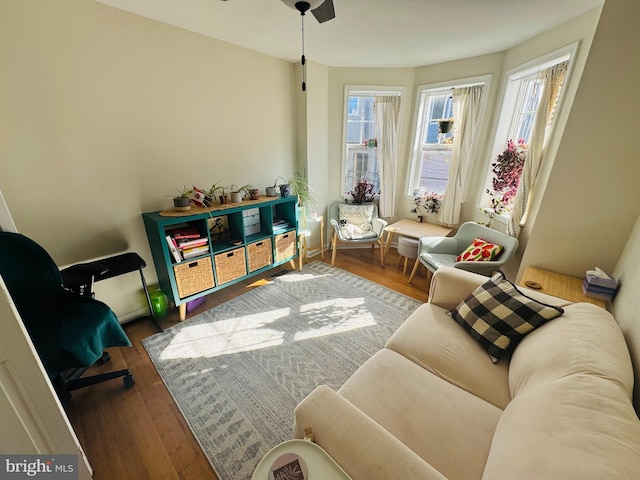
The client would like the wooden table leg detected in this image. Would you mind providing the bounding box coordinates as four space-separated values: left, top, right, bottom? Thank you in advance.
383 231 395 260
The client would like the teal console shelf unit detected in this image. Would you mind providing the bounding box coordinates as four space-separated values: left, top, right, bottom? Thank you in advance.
142 195 299 320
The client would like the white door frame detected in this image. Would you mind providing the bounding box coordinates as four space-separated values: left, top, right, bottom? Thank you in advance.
0 276 92 479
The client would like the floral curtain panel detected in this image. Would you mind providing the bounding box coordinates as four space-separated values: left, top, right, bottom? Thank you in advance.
439 85 485 227
375 95 401 218
508 61 568 237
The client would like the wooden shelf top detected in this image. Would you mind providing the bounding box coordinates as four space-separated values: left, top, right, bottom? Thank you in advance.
519 266 606 308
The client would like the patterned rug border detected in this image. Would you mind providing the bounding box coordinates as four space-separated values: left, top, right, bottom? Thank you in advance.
142 262 422 479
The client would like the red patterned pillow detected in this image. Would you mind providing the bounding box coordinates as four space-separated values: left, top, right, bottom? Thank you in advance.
456 238 504 262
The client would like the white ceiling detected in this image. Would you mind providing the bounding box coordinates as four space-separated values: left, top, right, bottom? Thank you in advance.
94 0 603 68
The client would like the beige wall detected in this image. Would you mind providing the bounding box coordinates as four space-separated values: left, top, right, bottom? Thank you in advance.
519 0 640 278
613 214 640 413
0 0 296 319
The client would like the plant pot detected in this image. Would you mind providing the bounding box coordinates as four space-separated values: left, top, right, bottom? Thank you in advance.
438 120 453 134
203 195 214 207
248 188 260 200
219 195 230 204
266 186 278 197
230 192 244 203
279 184 291 197
173 196 191 211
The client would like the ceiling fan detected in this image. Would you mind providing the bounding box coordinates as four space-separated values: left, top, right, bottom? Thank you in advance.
281 0 335 24
281 1 336 91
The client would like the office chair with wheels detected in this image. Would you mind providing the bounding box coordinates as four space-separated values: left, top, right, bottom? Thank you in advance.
0 232 134 402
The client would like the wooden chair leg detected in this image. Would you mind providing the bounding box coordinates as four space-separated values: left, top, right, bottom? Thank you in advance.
331 232 338 266
408 258 421 284
403 257 409 276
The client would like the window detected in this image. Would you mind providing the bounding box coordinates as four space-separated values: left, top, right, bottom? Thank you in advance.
341 87 402 198
407 88 454 196
407 76 490 197
482 46 574 215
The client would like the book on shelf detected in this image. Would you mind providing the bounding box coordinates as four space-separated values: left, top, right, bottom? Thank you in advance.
273 219 290 233
177 237 208 249
165 235 183 263
170 227 201 240
181 245 209 259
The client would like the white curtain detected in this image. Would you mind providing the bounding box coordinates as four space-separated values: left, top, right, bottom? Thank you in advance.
439 85 484 227
508 61 568 237
375 95 401 218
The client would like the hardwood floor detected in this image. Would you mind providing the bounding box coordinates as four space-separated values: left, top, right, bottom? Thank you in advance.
66 246 431 479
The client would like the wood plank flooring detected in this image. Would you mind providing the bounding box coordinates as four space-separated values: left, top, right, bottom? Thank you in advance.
66 247 432 480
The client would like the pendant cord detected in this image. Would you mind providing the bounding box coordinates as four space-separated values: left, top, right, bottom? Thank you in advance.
301 13 306 91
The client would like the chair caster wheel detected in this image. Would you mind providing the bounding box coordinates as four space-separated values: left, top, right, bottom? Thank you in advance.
98 351 111 364
123 373 135 389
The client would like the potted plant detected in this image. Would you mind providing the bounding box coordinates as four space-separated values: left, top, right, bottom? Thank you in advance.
438 118 454 134
277 173 315 203
172 186 193 211
204 180 224 207
485 138 527 214
216 185 230 204
229 184 251 203
265 179 279 197
278 181 292 197
248 187 260 200
291 173 318 211
348 179 376 204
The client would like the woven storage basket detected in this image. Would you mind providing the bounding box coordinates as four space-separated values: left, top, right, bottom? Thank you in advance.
275 231 297 262
247 238 273 272
173 256 215 299
214 247 247 285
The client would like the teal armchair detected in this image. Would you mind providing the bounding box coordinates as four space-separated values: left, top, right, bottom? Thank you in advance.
409 222 519 282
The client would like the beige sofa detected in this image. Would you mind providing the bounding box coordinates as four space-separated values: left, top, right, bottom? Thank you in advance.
293 267 640 479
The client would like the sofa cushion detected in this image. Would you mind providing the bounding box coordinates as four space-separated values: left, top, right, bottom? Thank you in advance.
386 303 511 409
338 203 376 239
338 349 502 480
456 237 503 262
484 375 640 480
449 271 564 362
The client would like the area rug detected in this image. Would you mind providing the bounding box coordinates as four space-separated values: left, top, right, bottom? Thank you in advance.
142 262 421 480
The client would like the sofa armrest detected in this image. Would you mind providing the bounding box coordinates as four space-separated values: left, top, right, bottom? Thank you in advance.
294 385 446 480
428 267 573 310
428 266 488 310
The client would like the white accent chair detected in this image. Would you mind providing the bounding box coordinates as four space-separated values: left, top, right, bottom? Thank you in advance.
409 221 518 283
329 202 387 267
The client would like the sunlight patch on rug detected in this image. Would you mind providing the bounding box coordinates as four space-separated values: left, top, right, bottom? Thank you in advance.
142 262 421 480
160 308 291 359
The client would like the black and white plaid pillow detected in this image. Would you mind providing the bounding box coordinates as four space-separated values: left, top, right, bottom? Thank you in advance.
449 271 564 363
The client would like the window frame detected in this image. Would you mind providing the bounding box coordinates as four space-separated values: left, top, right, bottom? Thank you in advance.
406 75 491 197
479 43 577 219
340 85 404 201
